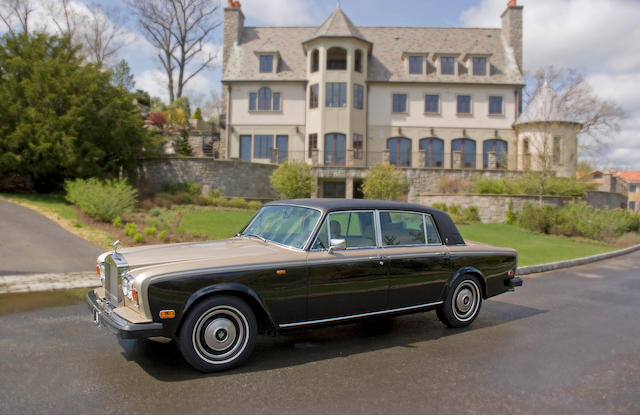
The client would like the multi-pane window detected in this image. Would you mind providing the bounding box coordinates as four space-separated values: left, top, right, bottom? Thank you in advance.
457 95 471 114
353 84 364 109
489 96 503 115
355 50 362 73
353 133 363 160
472 57 486 76
273 93 280 111
325 133 346 165
553 136 562 163
249 93 257 110
441 56 455 75
311 49 319 72
452 138 476 168
276 135 288 163
419 138 444 167
387 137 411 167
327 47 347 70
308 133 318 158
630 201 637 211
251 88 280 111
309 84 319 109
326 82 346 107
253 135 273 159
259 55 273 73
409 56 422 74
483 139 508 169
392 94 407 113
425 95 439 113
630 184 637 193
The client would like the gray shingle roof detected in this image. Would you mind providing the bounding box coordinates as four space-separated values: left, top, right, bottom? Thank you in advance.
223 13 523 85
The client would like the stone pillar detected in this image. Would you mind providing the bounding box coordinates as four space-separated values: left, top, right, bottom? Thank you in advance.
453 151 463 169
383 149 390 164
487 151 497 169
345 177 354 199
418 150 426 168
271 148 279 164
311 148 319 165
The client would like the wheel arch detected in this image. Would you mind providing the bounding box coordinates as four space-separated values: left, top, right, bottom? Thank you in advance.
448 267 487 299
180 283 276 335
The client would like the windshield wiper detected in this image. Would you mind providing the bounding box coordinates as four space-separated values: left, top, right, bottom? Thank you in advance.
244 234 267 243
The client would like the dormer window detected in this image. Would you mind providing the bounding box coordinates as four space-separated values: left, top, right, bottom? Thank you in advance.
259 55 273 73
327 47 347 70
441 56 455 75
409 56 423 74
472 57 487 76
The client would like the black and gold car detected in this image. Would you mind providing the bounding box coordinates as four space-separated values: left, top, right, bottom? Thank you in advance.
87 199 522 372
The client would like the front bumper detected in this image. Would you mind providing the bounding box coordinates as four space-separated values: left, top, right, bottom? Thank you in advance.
507 276 523 289
86 290 164 339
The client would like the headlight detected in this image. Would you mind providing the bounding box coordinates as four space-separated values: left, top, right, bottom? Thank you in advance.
98 263 105 286
122 274 135 301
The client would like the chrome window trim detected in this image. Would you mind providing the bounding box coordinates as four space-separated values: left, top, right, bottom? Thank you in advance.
377 210 444 248
278 300 444 328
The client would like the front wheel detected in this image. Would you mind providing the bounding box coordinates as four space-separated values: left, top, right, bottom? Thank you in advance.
178 295 257 372
436 274 482 328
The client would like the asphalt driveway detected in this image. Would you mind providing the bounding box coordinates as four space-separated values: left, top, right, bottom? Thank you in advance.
0 199 103 275
1 250 639 414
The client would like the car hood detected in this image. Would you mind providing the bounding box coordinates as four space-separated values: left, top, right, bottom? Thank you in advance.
113 237 306 279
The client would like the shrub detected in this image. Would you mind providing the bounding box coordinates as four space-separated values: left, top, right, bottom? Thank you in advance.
505 199 518 225
123 223 137 237
158 230 169 242
473 174 595 197
65 178 138 222
176 129 193 156
362 164 408 200
270 160 316 199
112 216 123 228
436 176 474 194
133 233 144 243
160 181 201 196
227 197 248 209
144 225 157 236
208 187 222 198
147 112 166 127
431 202 447 212
428 203 480 225
149 208 161 217
248 201 262 211
193 107 203 120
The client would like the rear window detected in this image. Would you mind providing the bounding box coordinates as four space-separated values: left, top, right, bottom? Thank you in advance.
380 211 441 246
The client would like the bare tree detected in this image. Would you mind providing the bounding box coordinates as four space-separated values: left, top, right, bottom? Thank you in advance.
82 4 127 65
128 0 221 103
0 0 34 35
518 66 625 201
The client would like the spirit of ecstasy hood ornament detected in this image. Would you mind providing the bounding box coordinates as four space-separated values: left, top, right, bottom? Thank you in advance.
113 240 120 255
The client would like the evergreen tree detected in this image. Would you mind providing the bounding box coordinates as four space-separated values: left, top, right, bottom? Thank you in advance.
110 59 136 91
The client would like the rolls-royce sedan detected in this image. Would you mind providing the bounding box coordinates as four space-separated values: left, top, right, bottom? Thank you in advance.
87 199 522 372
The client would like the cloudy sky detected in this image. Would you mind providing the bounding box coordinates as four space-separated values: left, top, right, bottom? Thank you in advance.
3 0 639 169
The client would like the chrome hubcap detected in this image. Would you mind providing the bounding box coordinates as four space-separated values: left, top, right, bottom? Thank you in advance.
193 305 248 364
452 280 480 322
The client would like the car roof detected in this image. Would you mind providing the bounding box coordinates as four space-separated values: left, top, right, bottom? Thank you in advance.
265 198 444 215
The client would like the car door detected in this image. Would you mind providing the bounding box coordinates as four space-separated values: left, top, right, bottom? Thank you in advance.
379 211 451 308
306 210 389 321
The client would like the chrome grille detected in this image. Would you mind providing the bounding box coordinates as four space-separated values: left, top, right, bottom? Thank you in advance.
104 254 127 307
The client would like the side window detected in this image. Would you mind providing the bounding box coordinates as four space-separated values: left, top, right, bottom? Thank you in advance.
380 211 426 246
312 211 376 250
424 214 442 244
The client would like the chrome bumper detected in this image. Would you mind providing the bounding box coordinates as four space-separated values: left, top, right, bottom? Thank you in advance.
86 290 164 339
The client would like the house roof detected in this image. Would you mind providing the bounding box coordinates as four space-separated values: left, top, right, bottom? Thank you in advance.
515 81 583 126
222 10 523 84
617 171 640 182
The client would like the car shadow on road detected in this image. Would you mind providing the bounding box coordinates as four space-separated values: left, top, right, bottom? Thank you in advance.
118 299 545 381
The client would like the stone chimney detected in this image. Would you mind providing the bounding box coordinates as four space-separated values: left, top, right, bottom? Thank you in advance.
501 0 523 72
223 0 244 70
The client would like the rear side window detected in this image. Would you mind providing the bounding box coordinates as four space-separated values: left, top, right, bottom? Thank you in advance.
424 214 441 244
380 211 425 246
312 211 376 249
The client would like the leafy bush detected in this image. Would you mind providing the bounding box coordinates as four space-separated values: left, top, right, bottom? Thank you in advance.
149 208 161 217
248 201 262 211
431 202 447 212
147 112 166 128
505 199 518 225
123 223 137 237
208 188 222 198
65 178 138 222
193 107 203 120
430 203 480 225
227 197 248 209
160 181 201 196
270 160 316 199
436 177 474 194
144 225 157 236
474 174 595 196
158 230 169 242
112 216 123 228
362 164 408 200
133 233 145 243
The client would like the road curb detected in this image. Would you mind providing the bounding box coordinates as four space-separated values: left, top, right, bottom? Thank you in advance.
0 272 99 294
517 243 640 276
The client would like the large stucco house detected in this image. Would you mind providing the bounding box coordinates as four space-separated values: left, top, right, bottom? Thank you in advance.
219 0 578 198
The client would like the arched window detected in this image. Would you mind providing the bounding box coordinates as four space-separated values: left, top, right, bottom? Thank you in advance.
451 138 476 169
258 87 272 110
325 133 346 165
354 49 362 73
483 139 508 169
327 47 347 70
311 49 319 72
419 138 444 168
387 137 412 167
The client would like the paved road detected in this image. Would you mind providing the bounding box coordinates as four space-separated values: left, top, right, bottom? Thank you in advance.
0 199 102 275
1 251 639 414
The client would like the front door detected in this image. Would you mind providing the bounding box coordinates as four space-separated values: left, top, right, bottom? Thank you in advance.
276 135 288 163
306 211 388 321
240 135 251 162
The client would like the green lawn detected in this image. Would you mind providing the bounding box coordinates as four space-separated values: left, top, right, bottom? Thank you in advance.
1 193 77 221
177 209 255 239
458 223 616 266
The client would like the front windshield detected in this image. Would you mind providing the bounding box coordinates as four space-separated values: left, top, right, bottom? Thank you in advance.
240 205 322 249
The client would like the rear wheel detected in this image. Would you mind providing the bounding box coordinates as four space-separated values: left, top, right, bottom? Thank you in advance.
178 295 257 372
437 274 482 328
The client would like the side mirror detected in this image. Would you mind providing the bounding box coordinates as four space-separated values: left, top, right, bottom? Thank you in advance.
328 238 346 254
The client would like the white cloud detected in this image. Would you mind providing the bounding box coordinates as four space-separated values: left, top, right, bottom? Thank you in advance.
461 0 640 170
238 0 322 26
136 68 217 104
